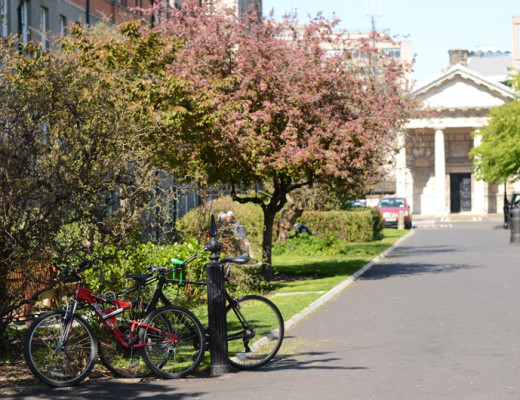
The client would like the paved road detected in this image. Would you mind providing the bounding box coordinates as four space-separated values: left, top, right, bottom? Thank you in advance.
8 220 520 399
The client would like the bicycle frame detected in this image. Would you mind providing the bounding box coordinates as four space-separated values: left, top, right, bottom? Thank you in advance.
66 282 179 350
160 267 251 340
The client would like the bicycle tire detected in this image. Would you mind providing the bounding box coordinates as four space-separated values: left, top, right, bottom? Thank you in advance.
24 309 98 387
139 305 205 379
96 305 151 379
226 294 284 370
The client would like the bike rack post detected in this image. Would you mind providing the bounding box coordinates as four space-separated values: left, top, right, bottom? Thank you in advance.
205 214 230 375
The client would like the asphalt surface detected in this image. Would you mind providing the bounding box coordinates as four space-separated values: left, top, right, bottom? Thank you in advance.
6 219 520 399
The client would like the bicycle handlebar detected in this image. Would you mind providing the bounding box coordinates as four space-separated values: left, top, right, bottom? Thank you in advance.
146 264 171 274
143 249 249 280
220 255 249 264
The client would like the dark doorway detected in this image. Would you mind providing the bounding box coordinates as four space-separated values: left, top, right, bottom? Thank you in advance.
450 173 471 213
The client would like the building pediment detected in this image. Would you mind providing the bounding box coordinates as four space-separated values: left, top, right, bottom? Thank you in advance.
412 65 514 110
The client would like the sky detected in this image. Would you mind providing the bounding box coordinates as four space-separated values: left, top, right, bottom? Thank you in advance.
261 0 520 87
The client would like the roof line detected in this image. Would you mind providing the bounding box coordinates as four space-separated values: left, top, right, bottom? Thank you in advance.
411 64 515 99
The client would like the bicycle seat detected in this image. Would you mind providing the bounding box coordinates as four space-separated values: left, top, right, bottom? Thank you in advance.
220 255 249 264
124 273 153 281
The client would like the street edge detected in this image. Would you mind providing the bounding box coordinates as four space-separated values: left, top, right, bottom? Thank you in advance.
284 229 416 331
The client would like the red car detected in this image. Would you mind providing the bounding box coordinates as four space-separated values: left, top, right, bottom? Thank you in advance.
377 197 412 229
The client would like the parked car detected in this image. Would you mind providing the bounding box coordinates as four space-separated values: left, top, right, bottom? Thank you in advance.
377 197 412 229
340 199 367 209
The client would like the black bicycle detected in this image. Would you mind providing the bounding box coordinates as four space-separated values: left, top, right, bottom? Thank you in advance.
143 249 285 370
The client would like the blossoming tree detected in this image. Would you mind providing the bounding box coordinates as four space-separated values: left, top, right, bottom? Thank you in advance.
151 2 416 280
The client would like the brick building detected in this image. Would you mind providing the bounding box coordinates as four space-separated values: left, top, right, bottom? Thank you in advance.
0 0 155 48
0 0 261 47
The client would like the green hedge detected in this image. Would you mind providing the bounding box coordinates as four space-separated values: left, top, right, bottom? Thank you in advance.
300 208 383 242
177 198 384 247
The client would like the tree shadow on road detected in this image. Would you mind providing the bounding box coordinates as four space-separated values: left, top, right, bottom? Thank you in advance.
385 245 460 259
360 261 478 280
6 352 366 400
263 351 367 372
5 380 205 400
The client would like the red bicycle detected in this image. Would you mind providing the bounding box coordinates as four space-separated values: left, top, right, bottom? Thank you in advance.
23 260 205 387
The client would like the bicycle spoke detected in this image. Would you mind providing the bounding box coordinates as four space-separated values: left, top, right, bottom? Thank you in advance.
140 306 205 379
24 311 97 387
226 295 284 369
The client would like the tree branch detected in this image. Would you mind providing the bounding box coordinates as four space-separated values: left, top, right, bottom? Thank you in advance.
231 182 266 211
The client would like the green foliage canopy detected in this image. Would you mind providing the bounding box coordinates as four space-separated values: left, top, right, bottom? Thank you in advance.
0 25 190 336
470 74 520 184
470 99 520 183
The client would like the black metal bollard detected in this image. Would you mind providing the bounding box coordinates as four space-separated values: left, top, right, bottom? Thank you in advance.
510 208 520 244
205 215 230 375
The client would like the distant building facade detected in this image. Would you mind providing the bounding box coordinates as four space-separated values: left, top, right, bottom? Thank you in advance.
396 42 517 216
213 0 261 15
0 0 261 48
0 0 154 47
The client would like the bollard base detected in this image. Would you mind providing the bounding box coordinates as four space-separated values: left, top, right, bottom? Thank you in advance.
210 364 231 376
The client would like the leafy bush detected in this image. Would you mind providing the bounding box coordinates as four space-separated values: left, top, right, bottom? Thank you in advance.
81 237 264 307
80 239 208 307
298 208 383 242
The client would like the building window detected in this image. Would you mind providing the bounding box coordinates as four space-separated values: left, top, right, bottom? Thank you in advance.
20 0 29 44
384 48 401 59
59 15 66 37
1 0 7 37
40 7 48 50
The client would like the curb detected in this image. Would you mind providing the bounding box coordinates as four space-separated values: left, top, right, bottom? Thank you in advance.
284 229 416 331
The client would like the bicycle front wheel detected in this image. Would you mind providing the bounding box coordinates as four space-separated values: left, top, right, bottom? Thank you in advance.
226 294 284 370
24 310 98 387
140 305 205 379
97 306 151 378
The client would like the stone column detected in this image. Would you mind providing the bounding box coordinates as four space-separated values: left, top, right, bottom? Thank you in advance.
395 131 407 196
473 131 486 214
435 129 446 214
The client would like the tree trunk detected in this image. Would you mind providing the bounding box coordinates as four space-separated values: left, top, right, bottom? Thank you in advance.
261 208 275 281
260 189 289 281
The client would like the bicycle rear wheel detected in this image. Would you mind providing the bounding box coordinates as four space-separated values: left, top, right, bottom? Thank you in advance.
24 310 98 387
226 294 284 370
140 305 205 379
97 306 151 378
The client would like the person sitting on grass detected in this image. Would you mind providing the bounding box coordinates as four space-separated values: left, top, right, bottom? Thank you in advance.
293 223 313 235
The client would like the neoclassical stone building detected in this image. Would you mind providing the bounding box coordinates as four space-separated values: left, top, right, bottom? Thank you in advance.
396 56 515 216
